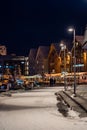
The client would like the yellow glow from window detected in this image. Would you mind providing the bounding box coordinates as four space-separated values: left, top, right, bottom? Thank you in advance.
84 52 86 61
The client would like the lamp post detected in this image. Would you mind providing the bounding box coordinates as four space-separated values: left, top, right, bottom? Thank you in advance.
60 42 67 91
68 52 73 85
68 28 76 96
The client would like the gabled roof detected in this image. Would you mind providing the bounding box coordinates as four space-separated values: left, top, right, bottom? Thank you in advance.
36 46 50 60
52 40 72 55
60 39 73 52
82 41 87 50
83 25 87 45
82 25 87 50
62 36 83 52
52 43 60 54
28 48 37 60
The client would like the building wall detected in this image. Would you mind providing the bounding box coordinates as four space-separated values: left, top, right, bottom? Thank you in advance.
83 51 87 71
48 44 61 73
35 46 49 75
0 45 7 55
0 55 29 76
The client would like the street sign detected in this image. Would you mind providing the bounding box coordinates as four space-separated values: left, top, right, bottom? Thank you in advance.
73 64 84 67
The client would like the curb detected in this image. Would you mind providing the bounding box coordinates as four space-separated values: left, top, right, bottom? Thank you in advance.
63 91 87 113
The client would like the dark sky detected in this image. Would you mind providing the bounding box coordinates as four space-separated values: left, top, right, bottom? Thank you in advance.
0 0 87 56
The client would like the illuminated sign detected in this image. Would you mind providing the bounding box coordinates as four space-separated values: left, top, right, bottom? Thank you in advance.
73 64 84 67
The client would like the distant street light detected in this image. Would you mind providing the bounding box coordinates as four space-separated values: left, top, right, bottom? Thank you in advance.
68 27 76 96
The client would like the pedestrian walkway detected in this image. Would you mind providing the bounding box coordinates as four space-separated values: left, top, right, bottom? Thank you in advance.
55 84 87 117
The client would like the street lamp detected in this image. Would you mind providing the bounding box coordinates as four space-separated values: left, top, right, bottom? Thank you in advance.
68 27 76 96
60 41 67 91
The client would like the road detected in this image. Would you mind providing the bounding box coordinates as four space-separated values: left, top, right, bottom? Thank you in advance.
0 87 87 130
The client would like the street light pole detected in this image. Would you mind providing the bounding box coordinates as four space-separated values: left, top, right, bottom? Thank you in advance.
68 52 72 85
64 45 67 91
68 28 76 96
68 52 72 73
73 29 76 96
60 42 67 91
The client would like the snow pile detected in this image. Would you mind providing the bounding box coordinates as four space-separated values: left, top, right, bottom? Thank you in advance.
68 108 80 119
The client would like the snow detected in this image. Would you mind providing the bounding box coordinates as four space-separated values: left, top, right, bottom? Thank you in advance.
68 108 80 118
0 87 87 130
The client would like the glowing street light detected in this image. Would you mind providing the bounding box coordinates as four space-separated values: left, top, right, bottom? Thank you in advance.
60 41 67 91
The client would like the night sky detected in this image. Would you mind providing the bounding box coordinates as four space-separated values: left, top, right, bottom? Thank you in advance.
0 0 87 56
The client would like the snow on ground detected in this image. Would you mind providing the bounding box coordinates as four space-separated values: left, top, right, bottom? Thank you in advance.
0 87 87 130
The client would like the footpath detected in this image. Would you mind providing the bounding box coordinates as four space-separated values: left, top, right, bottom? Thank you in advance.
55 84 87 116
0 84 87 115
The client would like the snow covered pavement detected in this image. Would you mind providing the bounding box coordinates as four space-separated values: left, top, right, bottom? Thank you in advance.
0 87 87 130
